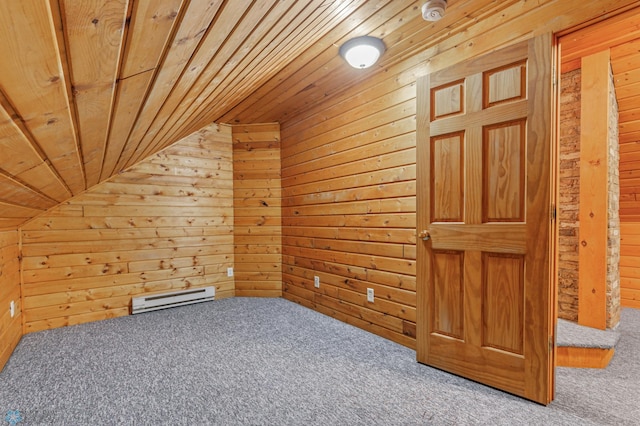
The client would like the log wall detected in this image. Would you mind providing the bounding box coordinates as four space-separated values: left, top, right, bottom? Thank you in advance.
232 123 282 297
558 69 581 322
0 230 21 371
280 1 637 349
20 123 235 333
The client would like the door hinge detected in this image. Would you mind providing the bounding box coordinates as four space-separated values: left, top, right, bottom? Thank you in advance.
551 204 556 222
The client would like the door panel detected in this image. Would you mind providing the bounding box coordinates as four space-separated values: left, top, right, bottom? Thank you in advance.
431 132 464 221
432 250 464 338
416 34 554 404
483 120 525 222
482 252 524 354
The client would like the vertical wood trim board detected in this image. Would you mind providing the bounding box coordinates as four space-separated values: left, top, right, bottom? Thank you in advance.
578 50 610 329
20 123 235 333
232 123 282 297
0 230 21 372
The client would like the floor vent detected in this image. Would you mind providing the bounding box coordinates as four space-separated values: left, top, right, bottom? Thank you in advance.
131 286 215 314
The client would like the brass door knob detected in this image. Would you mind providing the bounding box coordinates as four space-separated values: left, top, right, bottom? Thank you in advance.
418 230 430 241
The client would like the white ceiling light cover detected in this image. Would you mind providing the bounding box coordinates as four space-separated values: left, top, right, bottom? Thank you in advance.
339 36 386 69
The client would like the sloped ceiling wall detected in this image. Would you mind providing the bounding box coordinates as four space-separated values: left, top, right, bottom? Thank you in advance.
0 0 377 227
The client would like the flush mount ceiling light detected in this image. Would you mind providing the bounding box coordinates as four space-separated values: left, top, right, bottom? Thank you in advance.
422 0 447 21
339 36 386 69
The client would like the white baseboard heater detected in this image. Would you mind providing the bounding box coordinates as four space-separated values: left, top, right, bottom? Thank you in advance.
131 286 215 314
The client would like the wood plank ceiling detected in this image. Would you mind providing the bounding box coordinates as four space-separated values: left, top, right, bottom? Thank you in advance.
0 0 471 229
0 0 636 229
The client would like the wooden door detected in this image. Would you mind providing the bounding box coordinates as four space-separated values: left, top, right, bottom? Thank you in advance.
416 34 555 405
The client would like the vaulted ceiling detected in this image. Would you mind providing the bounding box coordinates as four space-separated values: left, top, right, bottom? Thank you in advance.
0 0 638 230
0 0 421 228
0 0 482 229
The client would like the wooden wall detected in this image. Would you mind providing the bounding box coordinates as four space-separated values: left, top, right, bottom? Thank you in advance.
558 6 640 313
281 47 423 347
0 230 21 371
20 123 235 333
621 223 640 308
232 123 282 297
615 37 640 308
280 1 638 349
280 66 418 348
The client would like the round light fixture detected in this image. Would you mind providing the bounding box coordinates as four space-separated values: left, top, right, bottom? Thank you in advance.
422 0 447 21
339 36 386 69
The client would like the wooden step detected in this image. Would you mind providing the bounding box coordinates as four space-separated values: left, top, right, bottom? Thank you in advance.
556 319 621 369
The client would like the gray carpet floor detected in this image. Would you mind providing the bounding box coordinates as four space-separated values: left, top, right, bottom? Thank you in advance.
556 319 620 349
0 298 638 425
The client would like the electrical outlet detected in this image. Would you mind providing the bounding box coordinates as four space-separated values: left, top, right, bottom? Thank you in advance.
227 267 234 277
367 288 374 303
9 300 15 318
314 276 320 288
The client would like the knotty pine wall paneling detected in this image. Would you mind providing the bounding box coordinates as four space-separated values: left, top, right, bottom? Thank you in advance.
279 1 635 349
20 123 234 333
281 68 418 348
232 123 282 297
613 36 640 308
621 222 640 308
0 230 21 371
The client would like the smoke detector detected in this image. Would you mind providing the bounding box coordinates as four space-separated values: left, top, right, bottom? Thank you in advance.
422 0 447 21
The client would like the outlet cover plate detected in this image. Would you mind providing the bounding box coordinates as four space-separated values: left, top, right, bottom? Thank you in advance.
367 288 374 303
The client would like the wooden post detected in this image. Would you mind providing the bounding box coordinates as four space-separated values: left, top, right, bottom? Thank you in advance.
578 50 610 330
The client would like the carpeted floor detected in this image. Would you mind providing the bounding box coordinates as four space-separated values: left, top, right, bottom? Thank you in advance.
556 318 620 348
0 298 638 425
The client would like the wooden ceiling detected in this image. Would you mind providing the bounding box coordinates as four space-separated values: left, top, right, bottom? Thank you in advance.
0 0 458 229
0 0 638 230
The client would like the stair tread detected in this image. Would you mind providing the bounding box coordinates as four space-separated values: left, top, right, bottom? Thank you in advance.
556 319 621 349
